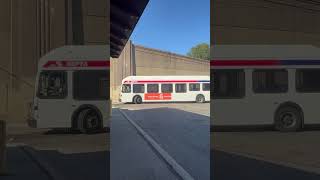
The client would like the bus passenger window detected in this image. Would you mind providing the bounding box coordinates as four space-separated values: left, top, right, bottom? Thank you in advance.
161 84 173 93
73 70 109 100
175 84 187 93
37 71 67 99
213 69 245 99
203 83 210 91
122 84 131 93
296 69 320 92
189 83 200 91
99 78 109 98
253 69 288 93
147 84 159 93
133 84 145 93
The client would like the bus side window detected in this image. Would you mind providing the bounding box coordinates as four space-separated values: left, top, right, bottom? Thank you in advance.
161 84 173 93
189 83 200 91
99 78 110 99
296 69 320 92
253 69 288 93
213 69 245 99
122 84 131 93
133 84 145 93
37 71 67 99
202 83 210 91
147 84 159 93
73 70 109 100
175 84 187 93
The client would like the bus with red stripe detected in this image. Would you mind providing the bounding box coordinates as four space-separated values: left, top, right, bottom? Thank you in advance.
211 45 320 131
27 46 111 133
120 76 210 104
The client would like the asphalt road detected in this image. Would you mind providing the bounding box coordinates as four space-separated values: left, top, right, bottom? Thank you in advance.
7 102 320 180
7 126 109 180
115 103 210 180
212 150 320 180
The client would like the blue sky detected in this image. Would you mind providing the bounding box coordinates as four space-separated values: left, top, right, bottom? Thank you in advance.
130 0 210 56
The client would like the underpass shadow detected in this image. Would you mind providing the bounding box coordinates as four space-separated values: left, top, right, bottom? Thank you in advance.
211 125 320 132
37 149 109 180
43 128 108 135
6 146 110 180
211 125 274 132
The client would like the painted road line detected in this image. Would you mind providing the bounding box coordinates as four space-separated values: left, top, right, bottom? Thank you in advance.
214 146 320 175
119 109 195 180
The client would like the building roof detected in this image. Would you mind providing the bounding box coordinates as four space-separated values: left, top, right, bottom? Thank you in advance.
110 0 149 58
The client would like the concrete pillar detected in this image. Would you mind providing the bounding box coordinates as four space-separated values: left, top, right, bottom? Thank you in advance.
0 120 7 175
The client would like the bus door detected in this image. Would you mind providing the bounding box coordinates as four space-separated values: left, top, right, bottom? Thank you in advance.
36 70 72 128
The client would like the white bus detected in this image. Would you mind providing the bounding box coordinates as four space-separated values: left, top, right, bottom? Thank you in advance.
27 45 111 133
120 76 210 104
211 45 320 132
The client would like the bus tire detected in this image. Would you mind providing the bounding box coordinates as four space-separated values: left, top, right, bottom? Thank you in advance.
274 106 302 132
196 94 205 103
77 108 102 134
133 95 142 104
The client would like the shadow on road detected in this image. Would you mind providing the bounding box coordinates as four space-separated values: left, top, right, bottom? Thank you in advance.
211 150 320 180
6 146 109 180
43 128 109 135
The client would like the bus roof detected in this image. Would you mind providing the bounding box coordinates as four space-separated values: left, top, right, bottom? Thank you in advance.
211 45 320 67
122 76 210 84
38 45 110 70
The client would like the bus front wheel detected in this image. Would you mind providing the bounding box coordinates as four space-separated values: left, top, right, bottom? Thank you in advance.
133 96 142 104
196 95 205 103
274 106 302 132
77 108 102 134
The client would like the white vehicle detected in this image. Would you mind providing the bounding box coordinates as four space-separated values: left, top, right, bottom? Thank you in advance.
120 76 210 104
211 45 320 131
27 45 111 133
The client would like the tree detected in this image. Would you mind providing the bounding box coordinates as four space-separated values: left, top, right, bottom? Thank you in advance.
187 43 209 60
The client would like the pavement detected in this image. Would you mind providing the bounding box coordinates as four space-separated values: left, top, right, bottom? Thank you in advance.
3 145 51 180
6 102 320 180
112 103 210 180
212 150 320 180
3 122 109 180
111 108 180 180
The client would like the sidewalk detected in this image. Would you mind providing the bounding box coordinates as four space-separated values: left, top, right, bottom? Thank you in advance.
2 145 51 180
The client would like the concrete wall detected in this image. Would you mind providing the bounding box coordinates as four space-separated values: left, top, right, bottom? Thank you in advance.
0 0 109 123
110 41 135 101
211 0 320 46
111 42 210 102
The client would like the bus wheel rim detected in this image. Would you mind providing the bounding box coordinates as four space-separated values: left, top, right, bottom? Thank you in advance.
87 113 98 129
280 112 297 128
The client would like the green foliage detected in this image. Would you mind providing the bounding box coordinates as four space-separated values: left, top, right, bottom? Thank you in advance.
187 43 209 60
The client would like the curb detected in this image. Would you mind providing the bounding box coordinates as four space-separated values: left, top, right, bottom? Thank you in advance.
20 146 66 180
119 109 195 180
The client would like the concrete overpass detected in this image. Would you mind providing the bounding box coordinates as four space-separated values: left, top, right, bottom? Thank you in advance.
211 0 320 46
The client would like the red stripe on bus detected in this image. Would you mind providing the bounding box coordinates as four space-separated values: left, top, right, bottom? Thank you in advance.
210 60 280 66
43 61 110 68
123 80 203 84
